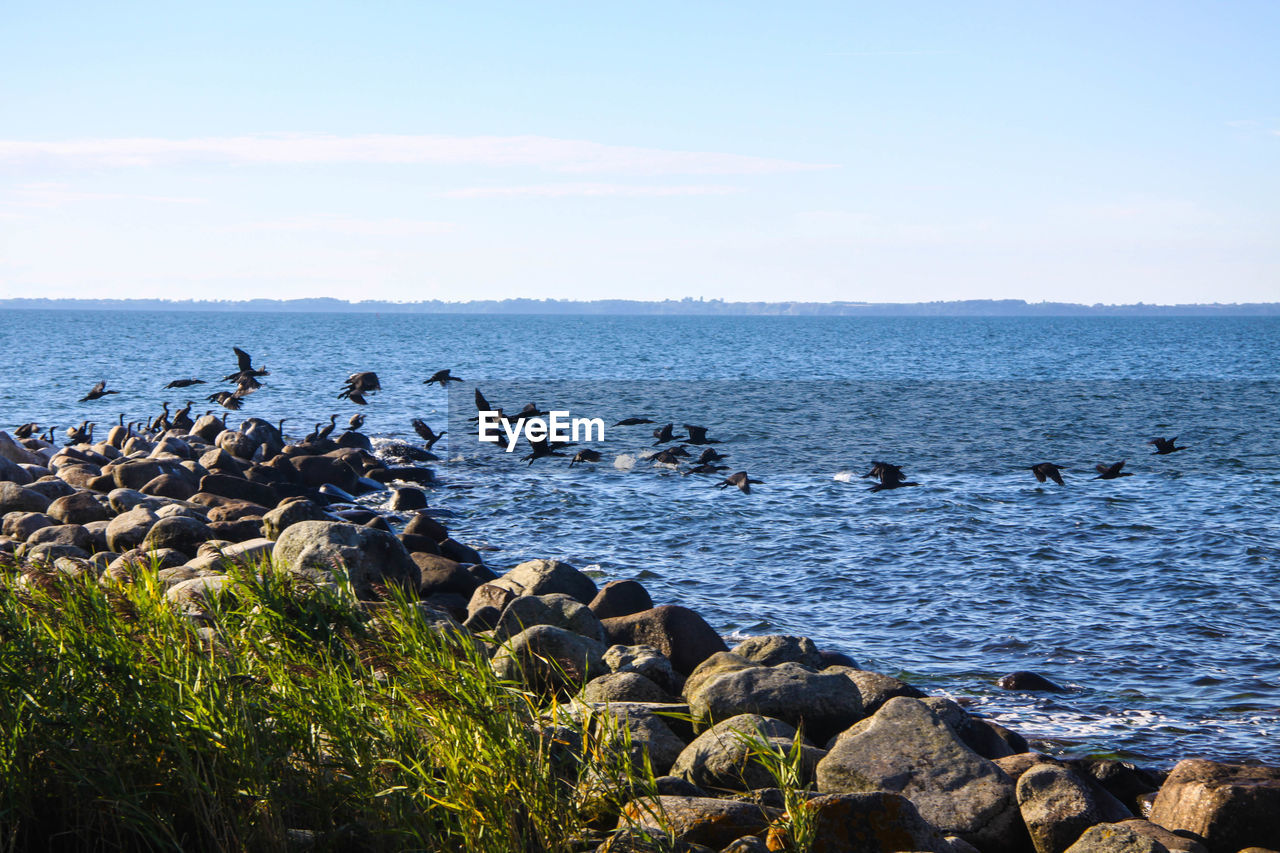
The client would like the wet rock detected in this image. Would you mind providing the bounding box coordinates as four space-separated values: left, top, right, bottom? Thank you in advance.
764 792 952 853
581 672 675 704
730 635 822 670
389 487 428 510
273 520 421 601
498 558 598 604
604 644 682 695
816 697 1020 852
0 482 52 514
1080 760 1162 817
1147 759 1280 853
494 593 606 643
414 553 483 598
490 624 608 695
404 512 448 542
998 671 1066 692
1018 762 1110 853
602 605 729 676
261 498 333 540
827 667 925 715
439 537 483 565
293 455 359 492
143 515 215 559
619 796 780 851
670 714 811 792
589 579 655 619
687 663 864 744
47 491 111 525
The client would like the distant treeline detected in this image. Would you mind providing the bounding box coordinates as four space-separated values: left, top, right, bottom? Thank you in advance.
3 297 1279 316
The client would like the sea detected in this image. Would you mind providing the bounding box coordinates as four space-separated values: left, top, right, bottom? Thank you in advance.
2 309 1278 767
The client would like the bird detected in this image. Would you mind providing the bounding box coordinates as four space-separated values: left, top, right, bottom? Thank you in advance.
339 371 381 404
151 401 171 434
683 425 720 445
65 421 93 445
207 391 244 411
79 381 119 402
411 419 446 450
613 417 654 426
423 369 463 387
684 462 728 476
522 437 566 465
316 414 338 441
165 377 206 389
171 401 194 433
697 447 729 464
652 423 684 445
716 471 762 494
1150 437 1185 455
13 423 37 439
475 388 492 412
224 347 269 384
1094 461 1133 480
651 448 685 466
570 449 602 467
1030 462 1066 486
864 461 919 492
347 413 365 432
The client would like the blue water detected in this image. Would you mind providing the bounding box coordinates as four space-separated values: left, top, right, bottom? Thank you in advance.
2 310 1279 766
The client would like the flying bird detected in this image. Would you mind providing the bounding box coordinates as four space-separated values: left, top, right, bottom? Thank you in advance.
1149 437 1185 455
339 371 381 404
347 413 365 431
165 378 205 389
79 381 119 402
864 461 919 492
1030 462 1066 486
224 347 269 384
521 437 566 465
1094 461 1133 480
652 423 684 445
411 418 446 450
683 425 721 445
613 417 654 426
697 447 729 464
13 423 37 439
423 369 464 387
207 391 244 411
716 471 763 494
570 449 602 467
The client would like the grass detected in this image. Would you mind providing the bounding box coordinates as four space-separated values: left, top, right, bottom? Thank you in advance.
0 558 661 853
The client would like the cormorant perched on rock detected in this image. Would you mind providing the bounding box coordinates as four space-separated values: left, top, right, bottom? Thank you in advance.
316 414 338 441
339 371 381 404
864 461 919 492
79 381 119 402
13 422 37 439
207 391 244 411
652 423 684 445
716 471 762 494
683 425 720 445
411 419 445 450
348 413 364 432
172 401 195 433
423 369 463 387
151 402 171 434
65 421 93 445
1149 437 1185 455
613 417 654 426
521 437 566 465
1094 461 1133 480
1030 462 1066 485
165 377 206 389
570 449 602 467
697 447 728 464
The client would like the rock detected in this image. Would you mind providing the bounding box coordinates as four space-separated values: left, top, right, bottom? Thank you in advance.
142 515 215 559
390 487 428 510
816 697 1021 852
261 498 333 540
998 671 1066 692
683 653 758 699
413 553 479 597
619 796 780 851
1018 763 1110 853
107 488 158 514
199 447 243 475
494 593 606 643
111 459 163 491
730 635 822 669
490 624 608 695
23 477 75 501
2 511 54 541
165 574 234 618
0 482 52 515
1115 820 1206 853
921 697 1016 760
687 663 864 744
185 538 275 571
469 582 520 617
1063 824 1171 853
272 520 421 601
439 537 483 565
602 605 729 676
1147 759 1280 853
293 455 359 492
403 512 448 542
604 644 683 695
997 752 1063 783
589 579 654 619
0 455 33 485
25 524 92 552
494 558 598 604
24 542 91 562
105 505 160 553
216 430 260 460
198 473 278 507
205 499 270 522
670 714 809 792
764 792 952 853
207 518 264 542
581 672 676 704
140 473 196 500
46 491 110 525
0 431 41 466
1081 761 1162 817
573 702 687 776
828 667 925 715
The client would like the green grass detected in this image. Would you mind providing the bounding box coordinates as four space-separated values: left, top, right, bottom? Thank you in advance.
0 559 661 853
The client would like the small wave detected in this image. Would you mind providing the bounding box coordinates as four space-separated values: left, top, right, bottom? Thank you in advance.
833 470 856 483
613 453 637 470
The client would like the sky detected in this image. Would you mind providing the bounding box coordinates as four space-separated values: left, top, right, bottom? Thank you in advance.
1 1 1277 304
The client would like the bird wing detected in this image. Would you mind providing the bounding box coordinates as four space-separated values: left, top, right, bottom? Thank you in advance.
1032 466 1048 483
234 347 252 372
475 388 490 411
684 425 707 440
1095 463 1110 475
90 381 105 394
1048 468 1064 485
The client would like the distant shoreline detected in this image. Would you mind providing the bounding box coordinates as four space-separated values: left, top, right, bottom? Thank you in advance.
3 297 1280 317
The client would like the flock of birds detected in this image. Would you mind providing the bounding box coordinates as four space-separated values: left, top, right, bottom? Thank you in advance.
19 347 1190 497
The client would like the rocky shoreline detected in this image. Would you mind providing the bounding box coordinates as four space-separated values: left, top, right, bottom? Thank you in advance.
1 416 1277 853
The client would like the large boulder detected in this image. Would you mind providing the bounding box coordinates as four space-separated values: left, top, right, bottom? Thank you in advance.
46 491 110 525
293 455 359 492
414 553 491 598
24 477 76 502
670 714 814 792
2 511 54 541
111 459 164 491
828 667 925 715
921 697 1019 761
1064 824 1172 853
765 792 952 853
198 473 278 507
618 796 780 851
25 524 92 553
497 558 598 605
493 593 606 643
601 605 729 676
0 455 34 485
815 697 1021 852
106 506 159 552
140 473 197 501
260 498 332 540
490 624 608 695
686 663 864 744
565 701 688 776
272 520 421 600
730 635 822 669
142 515 215 559
1147 760 1280 853
581 672 675 704
604 644 682 695
589 579 654 619
1017 763 1111 853
0 482 52 515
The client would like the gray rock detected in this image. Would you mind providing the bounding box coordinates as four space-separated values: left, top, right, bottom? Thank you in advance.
601 605 729 676
111 459 164 491
604 644 682 695
107 488 160 514
499 558 598 605
23 478 76 501
687 662 864 744
670 714 811 792
682 652 756 699
0 481 52 515
1017 762 1109 853
1064 824 1170 853
568 701 687 776
588 579 654 619
2 511 54 541
730 635 822 669
922 696 1016 760
618 796 780 851
490 624 608 695
272 520 421 601
816 697 1021 852
143 515 214 558
581 672 675 704
261 498 333 540
766 792 953 853
0 454 33 485
827 666 925 714
25 523 92 552
1147 759 1280 853
494 593 606 643
1115 820 1205 853
46 491 110 525
165 574 233 618
23 542 91 562
106 506 159 552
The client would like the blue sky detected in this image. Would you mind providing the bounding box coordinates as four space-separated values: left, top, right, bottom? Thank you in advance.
1 1 1276 303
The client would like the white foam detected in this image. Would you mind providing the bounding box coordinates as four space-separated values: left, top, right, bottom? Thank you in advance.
833 470 856 483
613 453 636 471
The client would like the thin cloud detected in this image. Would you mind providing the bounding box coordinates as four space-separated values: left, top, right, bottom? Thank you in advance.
8 182 205 207
440 183 742 199
825 50 951 57
0 133 835 176
245 215 456 237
